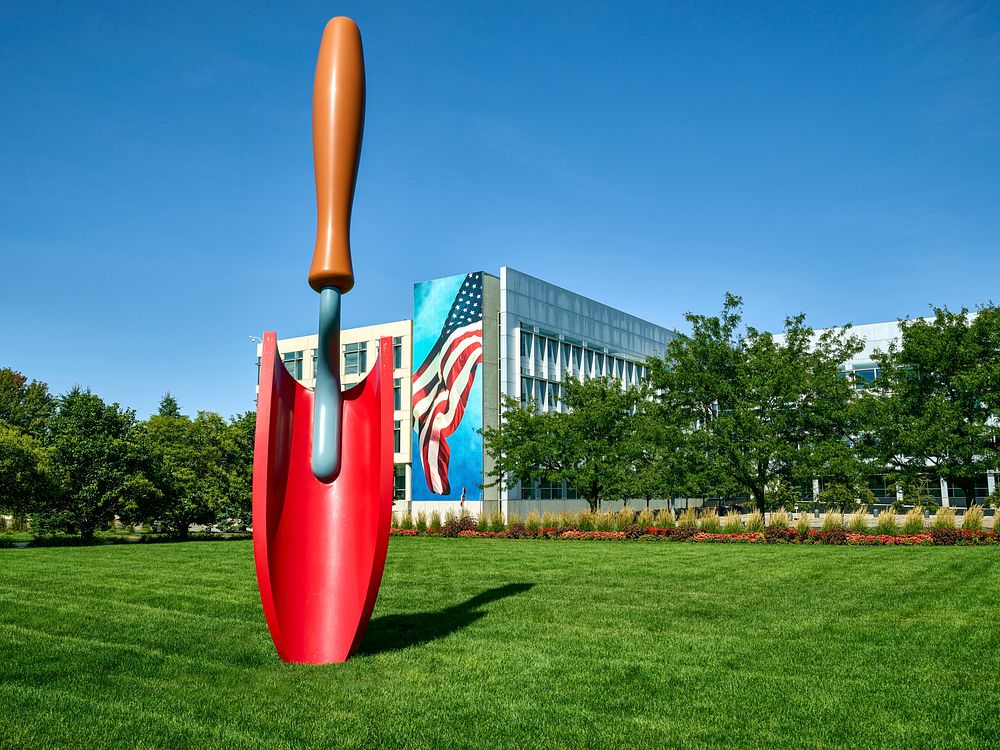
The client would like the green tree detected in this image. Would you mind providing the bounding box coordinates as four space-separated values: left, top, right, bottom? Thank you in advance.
138 411 230 537
220 411 255 529
648 294 864 510
0 422 56 525
0 368 56 439
482 378 641 512
862 305 1000 507
45 387 146 541
157 392 182 418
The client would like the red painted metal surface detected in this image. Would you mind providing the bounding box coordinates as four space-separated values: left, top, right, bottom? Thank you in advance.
253 332 394 663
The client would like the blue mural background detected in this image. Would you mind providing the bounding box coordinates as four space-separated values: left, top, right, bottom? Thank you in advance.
411 272 484 501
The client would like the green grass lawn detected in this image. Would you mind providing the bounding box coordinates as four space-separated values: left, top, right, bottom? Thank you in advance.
1 539 998 749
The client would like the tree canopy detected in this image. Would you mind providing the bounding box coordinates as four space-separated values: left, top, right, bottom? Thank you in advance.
861 305 1000 506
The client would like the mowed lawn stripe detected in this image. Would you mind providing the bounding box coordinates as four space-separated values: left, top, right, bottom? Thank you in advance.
1 539 998 749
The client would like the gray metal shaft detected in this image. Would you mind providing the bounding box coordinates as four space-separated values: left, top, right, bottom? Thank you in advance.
311 286 342 481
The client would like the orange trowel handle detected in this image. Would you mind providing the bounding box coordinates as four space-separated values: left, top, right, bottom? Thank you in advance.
308 17 365 294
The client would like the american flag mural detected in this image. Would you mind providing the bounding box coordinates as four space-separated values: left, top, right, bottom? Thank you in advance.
411 273 484 495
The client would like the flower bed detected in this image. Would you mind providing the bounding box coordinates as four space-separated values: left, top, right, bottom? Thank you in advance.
391 523 999 546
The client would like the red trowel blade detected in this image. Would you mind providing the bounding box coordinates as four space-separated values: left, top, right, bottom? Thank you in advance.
253 332 394 663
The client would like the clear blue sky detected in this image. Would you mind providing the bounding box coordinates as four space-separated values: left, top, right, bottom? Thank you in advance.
3 1 998 419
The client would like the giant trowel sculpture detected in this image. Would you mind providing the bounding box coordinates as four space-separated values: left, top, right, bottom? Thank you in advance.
253 17 393 664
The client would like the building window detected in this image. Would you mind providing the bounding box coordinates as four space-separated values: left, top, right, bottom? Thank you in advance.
256 356 261 384
546 338 557 366
585 349 594 375
282 351 303 380
393 336 403 369
394 420 401 453
312 349 318 377
521 377 532 405
520 330 533 359
394 464 406 500
546 382 557 411
393 378 401 410
540 478 563 500
572 346 582 373
344 342 367 375
560 342 571 373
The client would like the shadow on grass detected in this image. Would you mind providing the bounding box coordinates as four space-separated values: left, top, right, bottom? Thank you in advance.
359 582 535 655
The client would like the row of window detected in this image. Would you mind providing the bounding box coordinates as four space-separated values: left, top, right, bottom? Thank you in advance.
520 330 646 384
281 336 406 381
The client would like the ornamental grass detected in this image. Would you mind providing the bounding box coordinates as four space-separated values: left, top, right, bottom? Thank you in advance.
677 507 699 529
655 510 675 529
635 507 655 528
769 507 791 530
594 511 615 532
612 508 634 532
577 512 594 531
698 508 721 533
745 510 766 533
429 511 442 532
476 513 490 532
541 510 558 530
399 513 415 531
795 513 811 535
901 507 925 535
722 511 743 533
963 504 985 531
821 510 844 531
874 509 897 535
489 511 505 533
525 512 541 532
931 507 957 530
848 507 870 533
415 511 428 533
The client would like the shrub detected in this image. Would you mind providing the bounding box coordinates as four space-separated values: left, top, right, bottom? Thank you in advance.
699 508 721 533
745 510 766 533
677 507 699 529
963 504 984 532
399 513 414 531
874 509 897 536
670 527 697 541
931 527 958 545
722 511 743 533
415 511 427 533
901 507 925 535
489 511 505 533
822 527 848 545
622 524 643 540
765 525 793 543
656 509 675 529
769 507 791 530
429 511 442 532
821 510 844 531
795 513 811 535
931 507 957 530
440 514 477 537
636 508 654 528
507 522 527 539
848 507 869 533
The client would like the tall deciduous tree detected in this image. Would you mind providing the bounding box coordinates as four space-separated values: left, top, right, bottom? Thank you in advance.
45 387 147 541
862 305 1000 506
482 378 642 512
0 368 56 439
648 294 864 510
138 411 230 536
220 411 255 529
0 422 56 524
